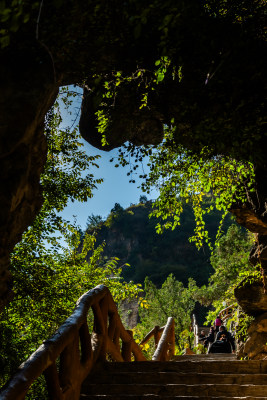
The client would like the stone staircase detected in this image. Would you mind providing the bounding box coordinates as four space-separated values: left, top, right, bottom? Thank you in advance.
80 354 267 399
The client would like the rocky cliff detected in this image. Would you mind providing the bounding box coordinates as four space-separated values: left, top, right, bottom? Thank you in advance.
86 201 234 287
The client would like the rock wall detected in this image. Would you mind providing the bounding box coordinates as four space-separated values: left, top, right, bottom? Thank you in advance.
120 299 140 329
244 313 267 359
0 44 59 309
230 167 267 359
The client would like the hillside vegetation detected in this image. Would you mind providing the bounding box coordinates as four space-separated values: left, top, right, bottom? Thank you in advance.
85 198 234 286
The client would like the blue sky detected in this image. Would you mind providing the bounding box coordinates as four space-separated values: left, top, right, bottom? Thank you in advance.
61 140 158 230
59 87 158 230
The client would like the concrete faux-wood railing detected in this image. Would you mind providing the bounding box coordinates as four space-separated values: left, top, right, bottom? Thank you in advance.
0 285 174 400
219 303 236 323
139 317 175 361
192 313 199 347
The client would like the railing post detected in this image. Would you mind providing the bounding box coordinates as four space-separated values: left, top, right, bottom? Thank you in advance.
79 322 92 365
154 325 160 348
169 320 175 359
192 314 198 347
92 301 106 362
122 330 133 362
43 363 63 400
152 317 175 361
108 312 117 341
99 295 109 361
59 332 81 400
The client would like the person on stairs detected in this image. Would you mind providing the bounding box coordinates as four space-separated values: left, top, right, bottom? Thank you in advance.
208 334 232 353
202 327 215 351
208 325 235 353
199 330 206 341
213 315 222 332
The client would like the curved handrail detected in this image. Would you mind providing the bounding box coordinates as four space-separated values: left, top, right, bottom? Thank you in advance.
0 285 146 400
219 304 235 322
139 319 176 361
139 325 165 348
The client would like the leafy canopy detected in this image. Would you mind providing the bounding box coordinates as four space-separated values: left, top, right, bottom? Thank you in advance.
142 126 255 248
192 225 255 308
191 224 260 343
111 125 255 249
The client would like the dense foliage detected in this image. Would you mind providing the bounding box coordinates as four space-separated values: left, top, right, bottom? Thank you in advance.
141 127 255 248
85 199 234 286
193 225 255 310
129 223 257 357
191 224 259 344
112 125 255 251
136 274 195 355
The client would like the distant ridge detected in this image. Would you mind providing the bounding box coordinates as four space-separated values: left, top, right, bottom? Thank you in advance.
85 199 233 287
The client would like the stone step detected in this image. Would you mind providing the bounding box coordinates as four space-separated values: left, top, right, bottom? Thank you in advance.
87 372 267 385
95 360 267 374
80 359 267 399
172 354 237 361
80 397 267 400
82 383 267 397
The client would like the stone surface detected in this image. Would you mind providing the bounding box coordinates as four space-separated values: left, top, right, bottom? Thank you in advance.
250 235 267 273
80 358 267 398
120 299 139 329
248 312 267 334
234 280 267 316
230 207 267 236
243 331 267 360
237 313 267 361
0 45 59 309
79 86 164 151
